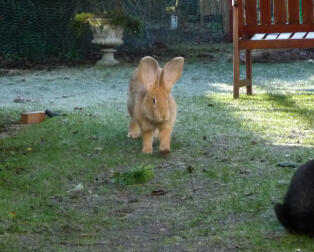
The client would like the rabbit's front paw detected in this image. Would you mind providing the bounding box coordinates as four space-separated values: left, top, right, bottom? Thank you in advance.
128 120 141 138
128 131 140 138
159 147 170 155
142 146 153 154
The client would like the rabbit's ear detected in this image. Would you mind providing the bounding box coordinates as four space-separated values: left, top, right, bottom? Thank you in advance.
139 56 160 90
161 57 184 92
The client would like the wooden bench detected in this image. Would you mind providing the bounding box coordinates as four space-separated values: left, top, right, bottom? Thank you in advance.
233 0 314 98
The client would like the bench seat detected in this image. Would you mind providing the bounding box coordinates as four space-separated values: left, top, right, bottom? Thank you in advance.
239 32 314 49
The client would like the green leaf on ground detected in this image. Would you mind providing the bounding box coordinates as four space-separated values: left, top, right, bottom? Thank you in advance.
111 165 154 185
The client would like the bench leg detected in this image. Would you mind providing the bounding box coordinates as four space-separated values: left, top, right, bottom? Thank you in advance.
233 48 240 99
246 49 252 95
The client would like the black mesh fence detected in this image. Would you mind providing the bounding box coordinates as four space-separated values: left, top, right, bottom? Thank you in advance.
122 0 230 46
0 0 80 60
0 0 230 61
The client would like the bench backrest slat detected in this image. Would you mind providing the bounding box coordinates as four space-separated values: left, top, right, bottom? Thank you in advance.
236 0 314 36
260 0 272 25
302 0 314 24
288 0 300 24
274 0 287 24
245 0 257 26
237 0 244 36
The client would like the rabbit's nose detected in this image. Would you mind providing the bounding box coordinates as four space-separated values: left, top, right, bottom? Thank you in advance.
162 115 169 121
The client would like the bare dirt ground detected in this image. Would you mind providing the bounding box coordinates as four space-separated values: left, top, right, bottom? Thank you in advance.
0 124 23 139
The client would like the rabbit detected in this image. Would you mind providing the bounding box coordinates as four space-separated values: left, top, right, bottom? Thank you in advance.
127 56 184 154
275 159 314 235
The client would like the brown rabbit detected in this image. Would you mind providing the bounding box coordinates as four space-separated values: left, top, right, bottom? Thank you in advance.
127 56 184 154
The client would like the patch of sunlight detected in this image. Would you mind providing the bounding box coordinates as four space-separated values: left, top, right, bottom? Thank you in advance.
260 79 314 93
272 143 310 147
205 82 233 94
208 93 314 148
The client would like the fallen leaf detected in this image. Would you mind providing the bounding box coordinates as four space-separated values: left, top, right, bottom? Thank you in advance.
91 136 98 140
94 147 103 152
67 183 84 192
245 192 255 197
9 211 16 218
13 96 32 103
151 190 168 196
186 165 194 173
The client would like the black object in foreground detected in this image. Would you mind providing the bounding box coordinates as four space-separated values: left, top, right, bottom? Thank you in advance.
45 110 66 117
275 159 314 235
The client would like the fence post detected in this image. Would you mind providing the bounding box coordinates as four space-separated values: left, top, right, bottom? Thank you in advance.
222 0 232 41
200 0 204 25
227 0 233 41
115 0 121 9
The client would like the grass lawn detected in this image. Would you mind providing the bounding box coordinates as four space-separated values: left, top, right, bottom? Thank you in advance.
1 58 314 251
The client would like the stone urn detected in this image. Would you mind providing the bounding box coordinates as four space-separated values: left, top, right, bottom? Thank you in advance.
89 18 123 66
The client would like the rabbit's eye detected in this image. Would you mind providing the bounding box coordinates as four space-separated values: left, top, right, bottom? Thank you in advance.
152 98 157 105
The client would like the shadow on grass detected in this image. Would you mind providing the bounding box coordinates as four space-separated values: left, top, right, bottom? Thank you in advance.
178 93 314 250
